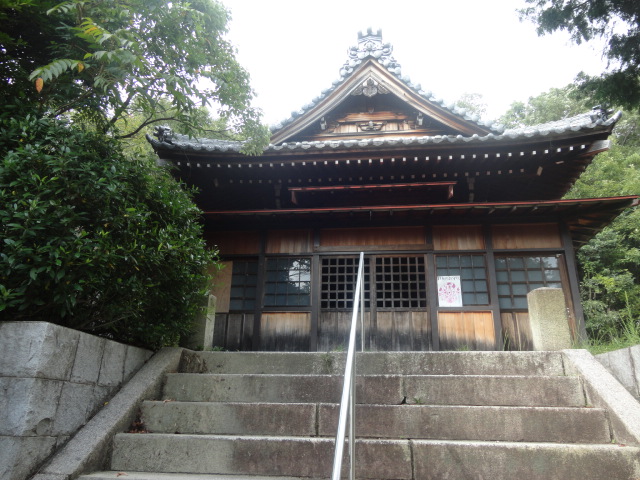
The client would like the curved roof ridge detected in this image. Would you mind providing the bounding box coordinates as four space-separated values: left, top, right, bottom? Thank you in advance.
148 106 620 154
269 29 501 134
502 109 621 137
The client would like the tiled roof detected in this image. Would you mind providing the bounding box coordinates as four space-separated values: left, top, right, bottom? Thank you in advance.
147 109 620 155
268 29 499 134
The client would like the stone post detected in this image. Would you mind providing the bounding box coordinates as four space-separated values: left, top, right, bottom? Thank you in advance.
183 294 217 350
527 287 572 350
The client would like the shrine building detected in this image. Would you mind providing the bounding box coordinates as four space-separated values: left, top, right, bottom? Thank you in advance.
148 30 638 352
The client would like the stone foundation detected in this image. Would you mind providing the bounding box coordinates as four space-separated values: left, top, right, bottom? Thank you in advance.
0 322 152 480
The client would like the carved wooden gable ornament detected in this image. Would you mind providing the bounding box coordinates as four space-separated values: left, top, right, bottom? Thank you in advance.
270 29 493 145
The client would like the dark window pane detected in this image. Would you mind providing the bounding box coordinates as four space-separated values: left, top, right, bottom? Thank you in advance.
495 257 507 269
472 256 485 267
508 257 524 269
512 284 529 296
528 270 543 282
525 257 542 269
264 256 312 307
545 270 561 281
499 297 512 309
514 297 528 309
437 255 488 306
496 271 509 282
475 293 489 304
462 293 476 305
511 271 526 282
230 260 259 311
461 268 473 280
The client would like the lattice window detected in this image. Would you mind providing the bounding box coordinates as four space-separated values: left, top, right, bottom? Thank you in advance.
495 256 562 310
375 256 427 309
229 260 258 311
264 257 311 307
435 255 489 305
320 257 370 310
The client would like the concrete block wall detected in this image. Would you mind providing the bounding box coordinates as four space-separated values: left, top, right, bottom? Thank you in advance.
596 345 640 401
0 322 152 480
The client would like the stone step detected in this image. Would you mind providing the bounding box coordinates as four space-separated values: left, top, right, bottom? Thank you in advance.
180 350 566 376
110 434 412 479
141 400 611 444
163 373 585 407
81 474 309 480
108 434 640 480
412 440 640 480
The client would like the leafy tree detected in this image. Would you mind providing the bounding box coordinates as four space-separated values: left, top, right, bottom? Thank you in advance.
454 92 487 119
0 0 269 153
499 85 590 128
0 115 217 349
115 99 243 159
500 84 640 342
520 0 640 110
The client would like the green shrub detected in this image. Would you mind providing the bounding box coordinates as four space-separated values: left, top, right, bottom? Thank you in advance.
0 115 217 349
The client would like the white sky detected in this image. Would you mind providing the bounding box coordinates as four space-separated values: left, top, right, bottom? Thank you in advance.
221 0 609 125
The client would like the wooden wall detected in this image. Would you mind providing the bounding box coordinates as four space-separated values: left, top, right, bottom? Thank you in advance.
260 312 311 351
433 225 484 250
375 311 431 351
438 312 495 351
266 229 312 254
492 224 561 249
205 230 261 254
206 221 574 352
212 313 253 350
318 311 372 352
210 261 233 313
501 312 533 351
320 226 426 248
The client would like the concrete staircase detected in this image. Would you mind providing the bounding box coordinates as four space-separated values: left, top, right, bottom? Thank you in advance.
80 351 640 480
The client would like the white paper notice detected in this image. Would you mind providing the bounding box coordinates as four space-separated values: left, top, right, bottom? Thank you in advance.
437 275 462 307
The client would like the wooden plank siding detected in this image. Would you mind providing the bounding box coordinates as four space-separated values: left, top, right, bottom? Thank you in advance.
260 312 311 351
205 230 261 254
319 226 426 247
433 225 485 250
501 312 533 351
437 312 496 350
212 313 254 350
266 229 312 254
375 311 431 351
492 224 562 249
209 261 233 313
318 311 372 352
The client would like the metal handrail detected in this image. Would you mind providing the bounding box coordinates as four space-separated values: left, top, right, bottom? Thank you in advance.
331 251 365 480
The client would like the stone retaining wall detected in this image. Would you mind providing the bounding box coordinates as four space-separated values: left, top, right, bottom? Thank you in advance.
596 345 640 401
0 322 152 480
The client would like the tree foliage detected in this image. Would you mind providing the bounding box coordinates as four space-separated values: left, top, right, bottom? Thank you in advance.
501 84 640 342
454 92 487 120
503 83 640 342
0 0 269 153
0 115 217 349
499 85 590 128
520 0 640 111
566 133 640 341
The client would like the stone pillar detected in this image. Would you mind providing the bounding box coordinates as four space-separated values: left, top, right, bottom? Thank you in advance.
183 294 217 350
527 288 572 350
